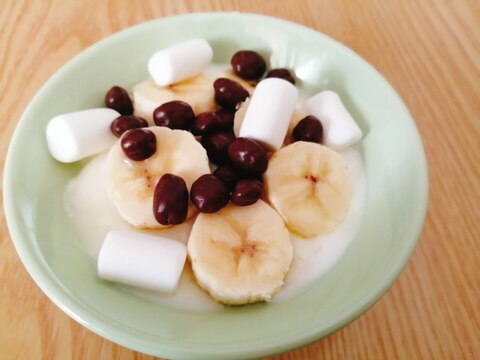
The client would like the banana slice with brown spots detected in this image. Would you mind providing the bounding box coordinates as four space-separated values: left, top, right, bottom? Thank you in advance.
105 126 210 228
187 200 293 305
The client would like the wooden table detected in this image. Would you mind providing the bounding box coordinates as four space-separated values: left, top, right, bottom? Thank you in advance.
1 1 478 359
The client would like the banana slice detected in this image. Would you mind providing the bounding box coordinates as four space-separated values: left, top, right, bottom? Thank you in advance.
132 76 216 124
133 71 256 125
106 126 210 229
264 142 353 237
188 200 293 305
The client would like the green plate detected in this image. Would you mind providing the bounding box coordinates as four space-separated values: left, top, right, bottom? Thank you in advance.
3 13 428 359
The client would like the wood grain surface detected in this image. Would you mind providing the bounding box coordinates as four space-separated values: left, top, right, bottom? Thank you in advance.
1 0 479 359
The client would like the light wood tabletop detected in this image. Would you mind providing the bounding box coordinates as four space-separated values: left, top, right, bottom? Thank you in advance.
1 1 478 359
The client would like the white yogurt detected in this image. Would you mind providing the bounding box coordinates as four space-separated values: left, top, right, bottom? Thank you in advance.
65 146 366 311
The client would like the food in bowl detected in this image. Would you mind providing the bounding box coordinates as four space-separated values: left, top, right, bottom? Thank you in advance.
46 38 366 307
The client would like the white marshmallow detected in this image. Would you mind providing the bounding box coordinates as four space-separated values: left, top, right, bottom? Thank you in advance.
305 91 362 150
46 108 119 163
239 78 298 150
97 230 187 292
148 38 213 86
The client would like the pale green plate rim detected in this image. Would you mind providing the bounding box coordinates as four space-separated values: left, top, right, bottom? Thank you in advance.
3 12 428 359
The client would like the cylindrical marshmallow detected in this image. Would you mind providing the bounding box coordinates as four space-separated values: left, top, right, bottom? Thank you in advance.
148 38 213 86
305 91 362 150
97 230 187 292
239 78 298 150
46 108 119 163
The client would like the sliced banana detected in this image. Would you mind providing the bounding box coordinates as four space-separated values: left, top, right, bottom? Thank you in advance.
132 76 216 124
106 126 210 229
133 71 256 125
264 142 353 237
188 200 293 305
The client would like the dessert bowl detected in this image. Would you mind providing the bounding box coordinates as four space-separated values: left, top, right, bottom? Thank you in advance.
3 12 428 359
